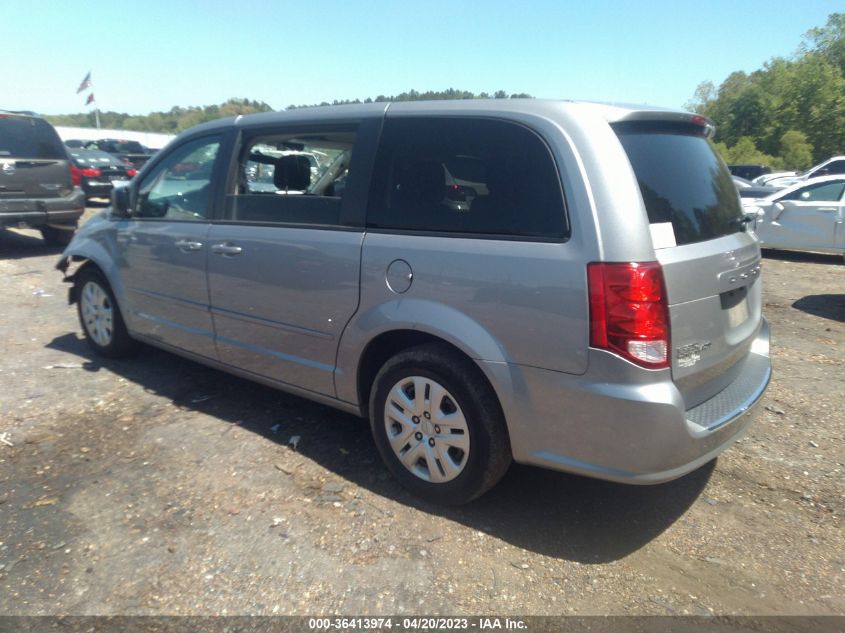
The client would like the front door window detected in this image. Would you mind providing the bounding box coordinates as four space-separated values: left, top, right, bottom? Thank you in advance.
136 136 221 221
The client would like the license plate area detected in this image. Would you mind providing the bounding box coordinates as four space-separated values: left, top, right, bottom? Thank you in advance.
721 287 749 328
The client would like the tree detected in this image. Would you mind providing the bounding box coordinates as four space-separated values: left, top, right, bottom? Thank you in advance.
685 81 716 114
802 13 845 77
717 136 779 167
689 13 845 164
779 130 814 170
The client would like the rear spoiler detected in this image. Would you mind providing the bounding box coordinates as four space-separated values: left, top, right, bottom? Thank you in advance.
611 111 716 138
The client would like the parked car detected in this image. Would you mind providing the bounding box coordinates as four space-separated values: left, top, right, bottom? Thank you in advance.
754 156 845 188
728 164 771 181
0 111 85 245
83 138 154 169
67 148 137 201
56 101 771 504
732 176 779 199
747 175 845 255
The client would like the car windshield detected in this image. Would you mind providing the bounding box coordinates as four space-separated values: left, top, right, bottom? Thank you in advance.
0 115 66 159
614 121 744 246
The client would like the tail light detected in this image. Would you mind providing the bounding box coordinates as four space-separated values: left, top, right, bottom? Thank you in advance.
445 184 466 202
126 168 137 178
69 163 81 187
80 167 102 178
587 261 670 369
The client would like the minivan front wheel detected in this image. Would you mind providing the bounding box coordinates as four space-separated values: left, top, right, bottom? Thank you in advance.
369 344 511 505
76 269 136 358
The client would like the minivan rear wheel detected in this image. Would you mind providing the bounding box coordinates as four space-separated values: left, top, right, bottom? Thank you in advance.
76 268 136 358
369 344 511 505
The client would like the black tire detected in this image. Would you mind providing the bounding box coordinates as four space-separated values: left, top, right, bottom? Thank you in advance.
369 343 511 505
40 224 76 246
75 267 137 358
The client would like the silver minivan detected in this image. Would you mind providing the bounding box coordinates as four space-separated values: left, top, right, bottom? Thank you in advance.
57 100 771 504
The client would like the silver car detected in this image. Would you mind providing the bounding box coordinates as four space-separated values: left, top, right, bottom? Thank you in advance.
747 175 845 255
57 101 771 504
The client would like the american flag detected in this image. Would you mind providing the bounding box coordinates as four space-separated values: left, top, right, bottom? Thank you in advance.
76 72 92 94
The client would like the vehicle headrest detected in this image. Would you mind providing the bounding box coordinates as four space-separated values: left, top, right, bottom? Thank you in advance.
274 155 311 191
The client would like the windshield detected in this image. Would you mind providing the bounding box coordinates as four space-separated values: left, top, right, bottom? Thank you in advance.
0 115 67 160
614 122 744 246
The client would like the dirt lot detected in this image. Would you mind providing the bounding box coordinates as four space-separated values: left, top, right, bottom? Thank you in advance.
0 212 843 616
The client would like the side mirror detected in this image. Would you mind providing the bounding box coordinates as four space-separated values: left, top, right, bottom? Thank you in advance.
111 185 132 218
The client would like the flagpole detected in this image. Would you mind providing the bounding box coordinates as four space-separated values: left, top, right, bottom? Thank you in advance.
95 108 101 129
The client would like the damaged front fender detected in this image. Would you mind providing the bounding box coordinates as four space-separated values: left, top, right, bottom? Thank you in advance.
54 211 128 311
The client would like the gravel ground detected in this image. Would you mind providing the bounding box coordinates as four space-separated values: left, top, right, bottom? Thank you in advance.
0 212 843 616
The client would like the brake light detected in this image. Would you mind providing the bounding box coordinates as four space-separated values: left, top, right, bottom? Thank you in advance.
445 184 466 201
587 262 670 368
69 163 81 187
80 167 102 178
126 168 137 177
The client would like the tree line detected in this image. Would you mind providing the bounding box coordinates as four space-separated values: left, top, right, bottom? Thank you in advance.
45 90 532 135
688 13 845 170
45 98 274 134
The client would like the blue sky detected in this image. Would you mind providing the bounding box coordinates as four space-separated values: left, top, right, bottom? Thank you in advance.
2 0 841 115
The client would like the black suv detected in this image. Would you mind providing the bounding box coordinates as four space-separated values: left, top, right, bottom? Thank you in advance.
0 112 85 245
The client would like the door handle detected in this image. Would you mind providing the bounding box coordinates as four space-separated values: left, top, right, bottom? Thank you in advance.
174 239 204 251
818 207 837 212
211 243 243 256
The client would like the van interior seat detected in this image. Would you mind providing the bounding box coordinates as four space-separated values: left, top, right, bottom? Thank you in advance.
274 155 311 191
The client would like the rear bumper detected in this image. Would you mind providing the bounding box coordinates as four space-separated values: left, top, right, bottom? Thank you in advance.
488 318 771 484
0 189 85 228
82 180 116 198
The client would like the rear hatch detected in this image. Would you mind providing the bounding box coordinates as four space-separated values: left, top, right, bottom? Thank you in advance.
0 114 72 200
614 119 763 410
71 149 130 181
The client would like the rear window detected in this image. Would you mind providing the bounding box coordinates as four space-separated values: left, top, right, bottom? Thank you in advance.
367 117 568 239
614 122 743 246
0 116 67 160
94 140 146 154
70 149 120 166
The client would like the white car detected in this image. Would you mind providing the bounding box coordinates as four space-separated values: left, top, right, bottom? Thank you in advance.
748 175 845 255
754 156 845 189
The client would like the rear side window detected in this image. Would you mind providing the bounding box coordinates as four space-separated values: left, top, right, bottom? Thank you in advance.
816 159 845 176
615 122 743 246
0 116 66 160
225 127 357 226
781 180 845 202
367 117 567 239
